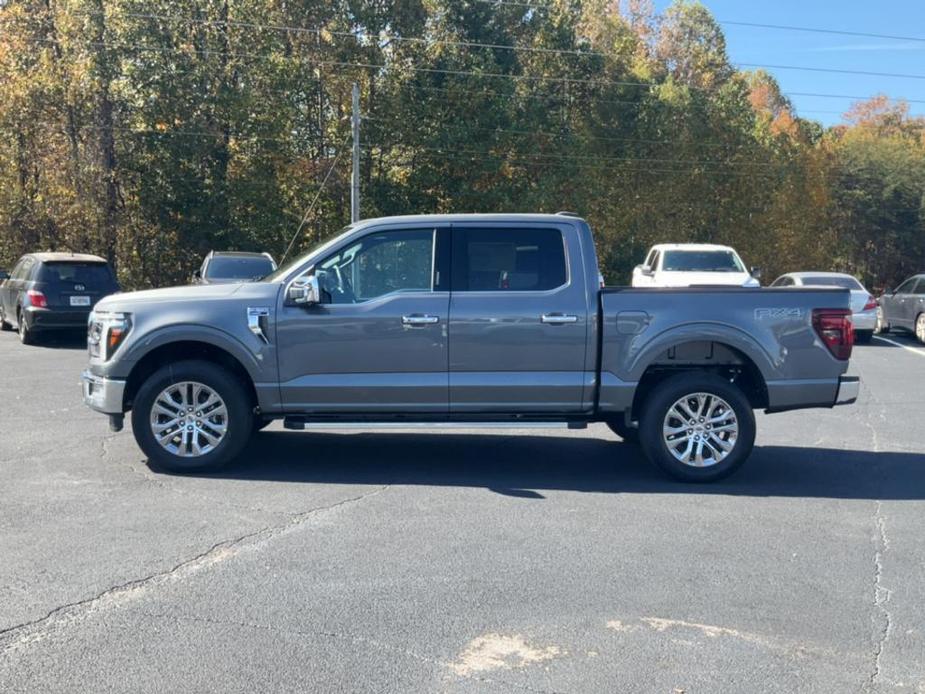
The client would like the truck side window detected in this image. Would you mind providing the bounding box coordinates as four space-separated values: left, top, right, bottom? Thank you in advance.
317 229 434 304
454 228 567 292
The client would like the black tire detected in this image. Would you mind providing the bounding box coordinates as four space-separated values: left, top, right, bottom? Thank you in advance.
18 311 36 345
0 305 12 331
874 309 889 335
855 330 873 345
638 372 756 483
131 360 253 473
606 418 639 443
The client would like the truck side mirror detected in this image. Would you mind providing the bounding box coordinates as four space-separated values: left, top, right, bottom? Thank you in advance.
636 264 654 276
191 269 202 283
750 267 762 280
288 275 320 306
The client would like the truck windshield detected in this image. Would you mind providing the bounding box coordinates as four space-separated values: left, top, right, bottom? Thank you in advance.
263 225 355 282
206 256 275 280
662 251 744 273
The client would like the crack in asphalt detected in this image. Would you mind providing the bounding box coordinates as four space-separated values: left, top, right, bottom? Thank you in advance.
865 500 893 693
0 484 390 657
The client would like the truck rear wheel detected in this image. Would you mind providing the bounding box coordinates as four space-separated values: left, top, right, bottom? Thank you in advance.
638 372 755 483
131 360 253 473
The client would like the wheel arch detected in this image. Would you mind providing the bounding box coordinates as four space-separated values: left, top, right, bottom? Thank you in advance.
123 340 259 412
629 339 770 419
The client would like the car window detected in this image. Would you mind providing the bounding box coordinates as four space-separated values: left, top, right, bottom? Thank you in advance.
913 279 925 295
800 276 863 289
38 262 115 287
454 228 567 292
651 251 661 271
18 258 35 281
205 256 276 280
10 259 25 281
661 250 744 273
318 229 434 304
643 249 655 267
771 276 791 287
895 278 917 294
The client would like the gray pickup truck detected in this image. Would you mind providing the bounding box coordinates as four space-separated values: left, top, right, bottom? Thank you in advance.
82 214 859 481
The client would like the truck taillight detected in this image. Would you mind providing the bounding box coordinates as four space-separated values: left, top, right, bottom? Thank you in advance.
813 308 853 361
26 289 47 308
863 295 878 311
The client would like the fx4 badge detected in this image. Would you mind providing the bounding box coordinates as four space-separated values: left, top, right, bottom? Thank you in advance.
755 307 803 321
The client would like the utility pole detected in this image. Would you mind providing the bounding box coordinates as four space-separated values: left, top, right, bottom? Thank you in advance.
351 82 360 223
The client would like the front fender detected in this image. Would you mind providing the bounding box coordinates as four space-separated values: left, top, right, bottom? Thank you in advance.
120 324 267 381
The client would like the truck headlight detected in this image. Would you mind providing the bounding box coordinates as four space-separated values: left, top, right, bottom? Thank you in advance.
88 312 132 361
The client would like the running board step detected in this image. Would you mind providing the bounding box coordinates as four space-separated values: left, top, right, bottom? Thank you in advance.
283 417 587 431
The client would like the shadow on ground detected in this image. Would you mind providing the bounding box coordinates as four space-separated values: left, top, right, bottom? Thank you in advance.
25 330 86 350
156 431 925 501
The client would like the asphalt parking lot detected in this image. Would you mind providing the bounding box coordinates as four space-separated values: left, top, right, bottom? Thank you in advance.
1 330 924 693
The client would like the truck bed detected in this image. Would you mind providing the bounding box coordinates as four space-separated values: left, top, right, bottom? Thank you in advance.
596 286 853 414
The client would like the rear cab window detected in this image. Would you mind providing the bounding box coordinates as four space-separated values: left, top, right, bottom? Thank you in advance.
453 228 567 291
801 276 862 290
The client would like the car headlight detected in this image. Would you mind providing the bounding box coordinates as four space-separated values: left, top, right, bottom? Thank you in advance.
88 311 132 360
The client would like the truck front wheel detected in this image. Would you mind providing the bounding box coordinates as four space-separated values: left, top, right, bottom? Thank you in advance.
131 360 253 473
638 372 755 483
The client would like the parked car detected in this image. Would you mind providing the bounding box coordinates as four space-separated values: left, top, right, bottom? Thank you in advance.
81 214 858 483
632 243 761 288
192 251 276 285
876 274 925 344
770 272 878 344
0 253 120 345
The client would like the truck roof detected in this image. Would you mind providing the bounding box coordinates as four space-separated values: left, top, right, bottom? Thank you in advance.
649 243 737 253
353 213 588 228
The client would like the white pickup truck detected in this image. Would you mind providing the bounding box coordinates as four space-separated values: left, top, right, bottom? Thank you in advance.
632 243 761 288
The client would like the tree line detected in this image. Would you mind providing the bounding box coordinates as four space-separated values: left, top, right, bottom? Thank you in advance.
1 0 923 290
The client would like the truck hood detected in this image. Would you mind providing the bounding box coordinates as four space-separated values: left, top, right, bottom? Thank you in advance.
95 281 277 312
655 271 759 288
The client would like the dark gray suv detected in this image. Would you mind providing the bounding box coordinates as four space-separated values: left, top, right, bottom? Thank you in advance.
0 253 120 345
876 274 925 344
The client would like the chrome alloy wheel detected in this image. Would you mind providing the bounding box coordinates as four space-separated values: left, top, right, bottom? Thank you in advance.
917 314 925 343
149 381 228 457
662 392 739 468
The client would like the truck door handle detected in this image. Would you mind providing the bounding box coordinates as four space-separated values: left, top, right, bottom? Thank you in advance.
541 313 579 324
402 314 440 326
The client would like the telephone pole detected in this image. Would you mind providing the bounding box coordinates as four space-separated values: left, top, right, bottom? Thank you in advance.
351 83 360 223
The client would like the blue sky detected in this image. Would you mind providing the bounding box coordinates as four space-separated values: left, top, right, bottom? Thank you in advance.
654 0 925 126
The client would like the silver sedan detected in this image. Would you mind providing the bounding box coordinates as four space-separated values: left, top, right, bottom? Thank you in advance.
770 272 878 344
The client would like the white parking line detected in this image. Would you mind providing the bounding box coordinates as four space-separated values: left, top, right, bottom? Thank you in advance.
872 335 925 357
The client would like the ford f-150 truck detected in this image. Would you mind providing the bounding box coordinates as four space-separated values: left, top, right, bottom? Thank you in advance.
81 214 859 482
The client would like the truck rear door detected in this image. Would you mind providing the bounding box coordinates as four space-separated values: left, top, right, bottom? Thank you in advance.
448 223 590 413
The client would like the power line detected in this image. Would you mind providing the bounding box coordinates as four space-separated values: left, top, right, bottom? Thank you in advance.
719 20 925 44
281 133 352 264
736 63 925 81
26 36 925 106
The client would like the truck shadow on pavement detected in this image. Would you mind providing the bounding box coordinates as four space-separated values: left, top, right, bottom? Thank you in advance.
191 431 925 500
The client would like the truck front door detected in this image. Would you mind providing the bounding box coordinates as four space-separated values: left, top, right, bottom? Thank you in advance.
276 226 450 413
448 224 591 413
